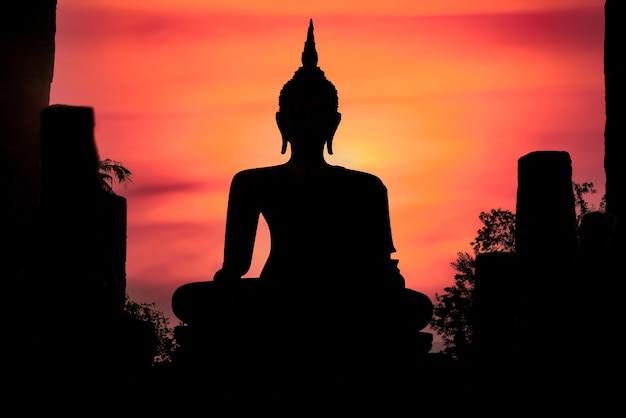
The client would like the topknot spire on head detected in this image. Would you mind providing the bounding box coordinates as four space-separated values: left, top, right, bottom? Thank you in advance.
301 19 318 68
278 19 338 112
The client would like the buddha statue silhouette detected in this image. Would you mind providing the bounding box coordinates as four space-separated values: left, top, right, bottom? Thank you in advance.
172 20 433 373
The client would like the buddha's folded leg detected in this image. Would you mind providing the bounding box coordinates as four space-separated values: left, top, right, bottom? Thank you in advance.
171 281 235 325
398 288 434 331
172 278 269 325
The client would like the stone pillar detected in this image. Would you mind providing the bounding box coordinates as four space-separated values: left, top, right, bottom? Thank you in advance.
596 5 623 408
2 3 57 410
37 105 102 319
35 105 149 409
472 251 521 411
515 151 580 372
604 1 624 231
1 0 57 279
37 104 128 317
97 191 128 310
473 251 519 367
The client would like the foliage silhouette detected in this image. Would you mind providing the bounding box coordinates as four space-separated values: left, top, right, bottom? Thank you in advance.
430 250 476 360
470 209 516 254
124 295 178 364
573 181 606 223
98 158 133 193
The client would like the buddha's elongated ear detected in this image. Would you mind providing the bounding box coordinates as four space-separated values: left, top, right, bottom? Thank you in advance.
326 139 333 155
326 112 341 155
275 111 283 131
276 111 288 154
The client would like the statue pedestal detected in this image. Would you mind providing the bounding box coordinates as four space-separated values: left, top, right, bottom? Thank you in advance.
171 290 434 394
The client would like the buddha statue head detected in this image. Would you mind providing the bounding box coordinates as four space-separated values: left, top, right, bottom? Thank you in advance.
276 19 341 156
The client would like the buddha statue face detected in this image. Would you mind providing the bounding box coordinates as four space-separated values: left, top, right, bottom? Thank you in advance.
276 19 341 155
276 96 341 155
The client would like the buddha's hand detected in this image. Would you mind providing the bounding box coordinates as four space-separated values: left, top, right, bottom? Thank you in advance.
387 259 405 288
213 269 240 296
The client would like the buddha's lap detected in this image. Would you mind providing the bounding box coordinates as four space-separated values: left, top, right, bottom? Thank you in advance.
172 278 433 331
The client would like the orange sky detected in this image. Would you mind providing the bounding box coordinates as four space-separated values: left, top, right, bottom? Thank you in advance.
50 0 606 346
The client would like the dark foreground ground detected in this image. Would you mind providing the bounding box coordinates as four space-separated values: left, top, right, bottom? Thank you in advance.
11 348 617 415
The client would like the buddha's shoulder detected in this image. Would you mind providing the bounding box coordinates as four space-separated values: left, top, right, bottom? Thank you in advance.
329 166 386 187
231 165 386 188
231 165 286 183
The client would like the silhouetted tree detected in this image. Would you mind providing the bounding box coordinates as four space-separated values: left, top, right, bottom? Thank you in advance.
470 208 516 254
431 182 602 359
574 181 606 222
99 158 132 193
431 209 513 359
124 295 178 364
430 250 476 360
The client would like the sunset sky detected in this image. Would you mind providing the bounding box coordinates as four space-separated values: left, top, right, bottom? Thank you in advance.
49 0 606 347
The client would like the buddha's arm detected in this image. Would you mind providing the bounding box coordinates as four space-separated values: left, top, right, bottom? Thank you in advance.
214 171 260 282
371 179 405 287
371 179 396 258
